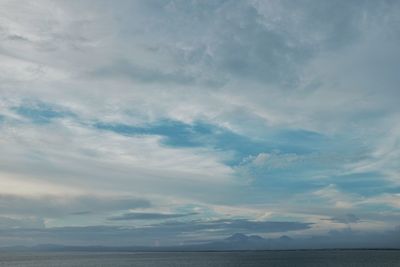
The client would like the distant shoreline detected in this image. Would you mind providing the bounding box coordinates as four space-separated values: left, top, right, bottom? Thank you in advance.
1 247 399 253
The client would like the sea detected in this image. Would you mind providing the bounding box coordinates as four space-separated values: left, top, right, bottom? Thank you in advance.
0 250 399 267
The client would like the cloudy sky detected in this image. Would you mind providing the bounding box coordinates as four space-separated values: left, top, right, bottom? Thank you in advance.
0 0 399 247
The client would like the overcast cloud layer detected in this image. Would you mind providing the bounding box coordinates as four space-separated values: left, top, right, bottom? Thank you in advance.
0 0 399 247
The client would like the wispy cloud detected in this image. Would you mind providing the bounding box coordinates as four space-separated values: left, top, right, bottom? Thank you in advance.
108 212 198 221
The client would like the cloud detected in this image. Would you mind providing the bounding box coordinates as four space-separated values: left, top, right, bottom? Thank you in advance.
0 194 151 218
69 211 92 216
312 184 357 209
108 212 198 221
156 219 313 234
327 214 361 224
0 115 236 202
87 59 195 85
0 216 45 229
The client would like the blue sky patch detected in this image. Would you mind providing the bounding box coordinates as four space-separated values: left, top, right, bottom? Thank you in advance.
13 102 73 123
94 119 331 166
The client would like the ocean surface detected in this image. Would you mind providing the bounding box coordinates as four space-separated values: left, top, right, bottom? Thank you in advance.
0 250 399 267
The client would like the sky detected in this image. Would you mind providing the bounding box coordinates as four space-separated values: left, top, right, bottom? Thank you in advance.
0 0 399 248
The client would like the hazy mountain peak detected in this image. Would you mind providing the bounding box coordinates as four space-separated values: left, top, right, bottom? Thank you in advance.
225 233 265 243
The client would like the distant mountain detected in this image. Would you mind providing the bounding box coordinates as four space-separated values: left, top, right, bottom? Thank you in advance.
0 233 291 252
4 233 396 252
225 233 265 243
180 233 296 250
196 233 269 250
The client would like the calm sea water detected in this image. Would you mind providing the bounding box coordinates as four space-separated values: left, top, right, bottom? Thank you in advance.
0 250 399 267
